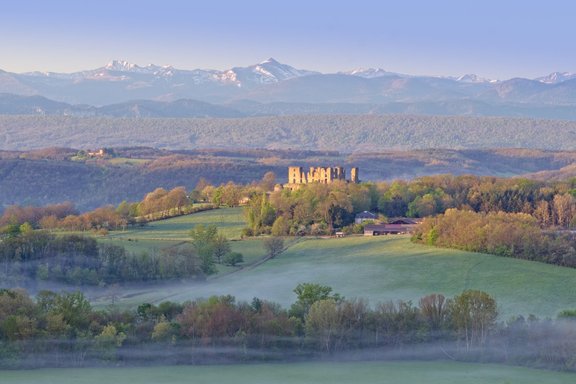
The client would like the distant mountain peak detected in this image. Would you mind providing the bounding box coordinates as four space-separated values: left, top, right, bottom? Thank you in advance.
105 60 139 71
342 67 393 78
217 58 319 86
536 72 576 84
455 73 496 83
260 57 280 65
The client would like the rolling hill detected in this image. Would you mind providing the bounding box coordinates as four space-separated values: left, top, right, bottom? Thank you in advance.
89 208 576 320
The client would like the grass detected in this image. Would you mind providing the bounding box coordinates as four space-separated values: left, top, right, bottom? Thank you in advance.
88 207 576 319
96 206 248 253
102 235 576 319
1 361 575 384
105 207 246 243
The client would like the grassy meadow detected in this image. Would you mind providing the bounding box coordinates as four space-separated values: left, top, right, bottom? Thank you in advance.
2 361 575 384
89 208 576 319
96 207 263 265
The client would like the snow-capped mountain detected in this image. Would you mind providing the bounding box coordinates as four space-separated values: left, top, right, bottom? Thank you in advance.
215 58 319 87
104 60 147 72
455 74 498 84
340 68 396 78
22 58 318 88
1 59 576 116
536 72 576 84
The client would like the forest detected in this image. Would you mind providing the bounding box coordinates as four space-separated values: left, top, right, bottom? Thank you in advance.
2 115 576 151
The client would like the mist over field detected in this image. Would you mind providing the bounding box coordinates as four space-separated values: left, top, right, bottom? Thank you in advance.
80 235 576 321
3 360 576 384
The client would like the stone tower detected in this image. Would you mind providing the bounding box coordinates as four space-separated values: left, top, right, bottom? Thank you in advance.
350 167 359 183
288 166 306 184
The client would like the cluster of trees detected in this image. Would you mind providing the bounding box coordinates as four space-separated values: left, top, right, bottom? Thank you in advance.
0 225 243 286
413 209 576 268
0 202 77 230
1 285 576 370
0 187 216 233
188 224 244 275
244 182 373 236
371 175 576 225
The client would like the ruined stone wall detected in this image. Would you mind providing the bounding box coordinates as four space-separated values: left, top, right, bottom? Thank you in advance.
287 166 357 186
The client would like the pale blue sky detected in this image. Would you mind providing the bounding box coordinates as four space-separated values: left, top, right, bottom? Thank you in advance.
1 0 574 79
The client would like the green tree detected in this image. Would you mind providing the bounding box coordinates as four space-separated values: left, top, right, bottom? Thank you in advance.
212 233 231 264
289 283 342 319
271 216 289 236
19 222 33 234
244 193 275 234
449 290 497 351
95 324 127 361
223 252 244 266
52 291 92 335
305 299 342 353
190 224 218 274
151 316 175 342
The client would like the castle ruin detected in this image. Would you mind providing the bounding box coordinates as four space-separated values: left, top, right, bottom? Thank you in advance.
284 166 359 188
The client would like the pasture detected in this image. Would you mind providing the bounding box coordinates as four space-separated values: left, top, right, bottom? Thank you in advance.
96 207 576 319
95 207 266 272
2 361 575 384
104 206 246 244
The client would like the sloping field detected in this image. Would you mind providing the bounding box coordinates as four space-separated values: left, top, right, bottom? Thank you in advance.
102 208 576 319
2 361 574 384
97 207 251 256
105 207 246 244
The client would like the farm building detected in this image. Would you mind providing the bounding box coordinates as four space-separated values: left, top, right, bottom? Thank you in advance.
355 211 377 224
363 222 418 236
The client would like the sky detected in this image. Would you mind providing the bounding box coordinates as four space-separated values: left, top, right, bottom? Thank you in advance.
1 0 575 80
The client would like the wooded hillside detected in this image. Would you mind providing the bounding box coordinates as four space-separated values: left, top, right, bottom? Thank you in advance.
2 147 576 211
1 114 576 151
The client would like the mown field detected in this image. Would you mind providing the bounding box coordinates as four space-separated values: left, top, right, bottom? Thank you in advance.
2 361 575 384
90 208 576 319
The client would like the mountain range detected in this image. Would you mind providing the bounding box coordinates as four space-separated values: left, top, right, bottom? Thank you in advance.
1 58 576 119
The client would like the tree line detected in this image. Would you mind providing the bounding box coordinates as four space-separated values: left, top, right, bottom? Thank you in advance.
242 174 576 236
0 224 244 287
413 209 576 268
0 187 216 233
1 285 575 370
3 174 576 236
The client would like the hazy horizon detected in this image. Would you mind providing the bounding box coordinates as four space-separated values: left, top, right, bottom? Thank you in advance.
2 0 575 79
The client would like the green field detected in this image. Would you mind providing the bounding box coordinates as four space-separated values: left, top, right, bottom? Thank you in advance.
89 207 576 319
105 207 246 243
96 207 263 265
2 361 575 384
